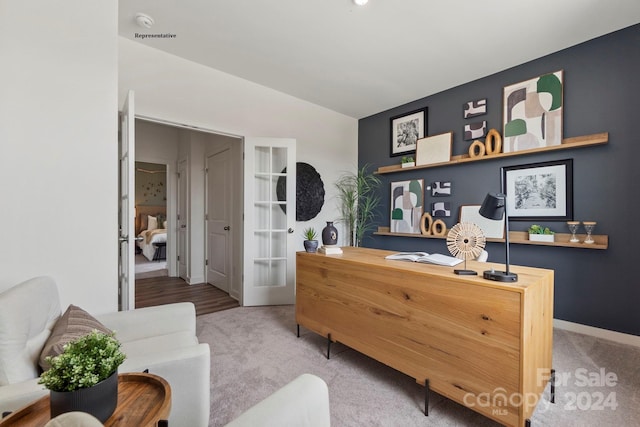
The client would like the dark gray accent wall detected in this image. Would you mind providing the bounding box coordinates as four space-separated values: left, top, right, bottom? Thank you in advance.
358 24 640 336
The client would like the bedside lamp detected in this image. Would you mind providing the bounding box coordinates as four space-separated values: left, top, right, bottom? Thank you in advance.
479 192 518 282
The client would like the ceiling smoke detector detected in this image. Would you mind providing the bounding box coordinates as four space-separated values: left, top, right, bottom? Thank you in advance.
135 13 155 29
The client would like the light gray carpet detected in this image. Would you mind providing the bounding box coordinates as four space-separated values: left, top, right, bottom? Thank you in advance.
196 305 640 426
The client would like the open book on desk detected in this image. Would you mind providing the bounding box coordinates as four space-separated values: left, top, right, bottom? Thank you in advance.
385 252 463 267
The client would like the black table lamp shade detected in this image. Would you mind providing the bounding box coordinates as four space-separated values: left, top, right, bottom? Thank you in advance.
479 192 518 282
479 192 505 220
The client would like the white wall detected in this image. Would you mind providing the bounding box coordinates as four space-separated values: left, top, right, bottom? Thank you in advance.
136 120 180 162
0 1 118 313
118 38 359 248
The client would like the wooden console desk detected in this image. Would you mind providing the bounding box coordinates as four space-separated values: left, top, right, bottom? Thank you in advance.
296 247 554 427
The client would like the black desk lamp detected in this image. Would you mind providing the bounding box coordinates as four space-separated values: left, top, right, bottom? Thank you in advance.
479 192 518 282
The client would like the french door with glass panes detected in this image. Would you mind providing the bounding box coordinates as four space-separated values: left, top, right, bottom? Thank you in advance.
243 137 296 306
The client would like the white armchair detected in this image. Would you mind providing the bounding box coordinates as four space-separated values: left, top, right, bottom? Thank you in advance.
0 276 210 427
224 373 330 427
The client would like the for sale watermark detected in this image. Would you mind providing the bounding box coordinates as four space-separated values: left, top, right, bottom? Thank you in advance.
545 367 618 411
462 367 618 417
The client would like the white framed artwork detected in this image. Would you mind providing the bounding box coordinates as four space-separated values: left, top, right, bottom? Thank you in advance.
415 131 452 166
459 205 504 239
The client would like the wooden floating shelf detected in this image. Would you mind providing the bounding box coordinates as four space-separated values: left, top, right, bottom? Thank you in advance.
507 231 608 249
376 132 608 174
374 227 608 250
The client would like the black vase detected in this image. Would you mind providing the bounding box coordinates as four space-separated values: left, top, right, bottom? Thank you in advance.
322 222 338 246
50 371 118 422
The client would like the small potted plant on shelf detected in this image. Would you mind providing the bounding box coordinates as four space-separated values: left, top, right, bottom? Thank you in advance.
528 224 555 242
302 227 319 253
401 156 415 168
39 330 126 422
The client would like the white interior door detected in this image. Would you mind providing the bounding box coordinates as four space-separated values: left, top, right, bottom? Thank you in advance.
206 149 231 292
118 90 135 311
243 137 296 306
177 159 188 280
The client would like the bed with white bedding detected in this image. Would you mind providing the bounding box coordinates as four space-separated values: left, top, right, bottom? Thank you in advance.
138 227 167 261
135 205 167 261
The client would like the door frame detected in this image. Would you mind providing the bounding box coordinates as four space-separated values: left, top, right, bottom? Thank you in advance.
176 158 189 281
119 91 135 311
134 114 244 300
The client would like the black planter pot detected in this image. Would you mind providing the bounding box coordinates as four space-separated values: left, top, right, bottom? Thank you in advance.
50 371 118 422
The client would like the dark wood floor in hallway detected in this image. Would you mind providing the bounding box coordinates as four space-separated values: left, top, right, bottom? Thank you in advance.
135 276 239 316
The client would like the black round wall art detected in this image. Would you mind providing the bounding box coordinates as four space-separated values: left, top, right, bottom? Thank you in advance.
276 162 325 221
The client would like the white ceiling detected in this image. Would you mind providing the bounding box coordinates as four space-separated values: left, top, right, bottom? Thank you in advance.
119 0 640 119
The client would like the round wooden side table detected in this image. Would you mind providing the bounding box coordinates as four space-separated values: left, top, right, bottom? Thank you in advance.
0 372 171 426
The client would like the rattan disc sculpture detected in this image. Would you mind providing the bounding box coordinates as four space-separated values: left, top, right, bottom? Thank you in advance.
446 222 486 275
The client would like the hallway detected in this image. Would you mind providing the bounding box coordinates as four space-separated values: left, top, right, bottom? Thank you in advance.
135 276 238 316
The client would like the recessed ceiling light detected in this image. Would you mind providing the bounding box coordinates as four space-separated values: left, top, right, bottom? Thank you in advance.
135 13 155 29
353 0 369 5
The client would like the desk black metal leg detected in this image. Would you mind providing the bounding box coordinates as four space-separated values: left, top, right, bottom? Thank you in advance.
158 420 169 427
326 333 332 359
525 419 531 427
297 324 300 338
424 379 430 416
551 368 556 404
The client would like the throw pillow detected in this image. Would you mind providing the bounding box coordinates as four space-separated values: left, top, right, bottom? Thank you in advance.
147 215 158 231
39 305 112 371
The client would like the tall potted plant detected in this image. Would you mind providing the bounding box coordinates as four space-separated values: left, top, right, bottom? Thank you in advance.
39 330 126 422
334 164 381 247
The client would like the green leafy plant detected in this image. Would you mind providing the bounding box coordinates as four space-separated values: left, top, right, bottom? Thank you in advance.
401 156 414 164
302 227 317 241
528 224 555 235
39 331 126 392
335 164 381 246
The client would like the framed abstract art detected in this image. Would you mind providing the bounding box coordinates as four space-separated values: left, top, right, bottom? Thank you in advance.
503 70 564 153
390 179 424 233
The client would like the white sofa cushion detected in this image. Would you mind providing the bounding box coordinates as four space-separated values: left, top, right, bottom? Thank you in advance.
118 331 198 363
0 376 46 411
0 277 61 386
95 302 196 343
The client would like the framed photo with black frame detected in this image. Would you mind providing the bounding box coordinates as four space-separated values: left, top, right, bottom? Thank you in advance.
502 159 573 221
390 108 427 157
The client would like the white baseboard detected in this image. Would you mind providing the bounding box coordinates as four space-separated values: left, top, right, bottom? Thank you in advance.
186 275 205 285
554 319 640 348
